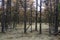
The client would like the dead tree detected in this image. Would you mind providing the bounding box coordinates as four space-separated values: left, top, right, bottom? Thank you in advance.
1 0 5 32
39 0 42 34
53 0 59 35
35 0 38 31
6 0 11 30
13 0 19 29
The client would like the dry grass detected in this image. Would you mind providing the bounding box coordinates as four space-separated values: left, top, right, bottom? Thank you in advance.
0 23 60 40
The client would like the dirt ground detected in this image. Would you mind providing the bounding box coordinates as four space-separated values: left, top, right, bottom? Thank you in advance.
0 23 60 40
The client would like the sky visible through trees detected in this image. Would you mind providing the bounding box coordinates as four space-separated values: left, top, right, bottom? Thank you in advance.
34 0 45 11
0 0 45 11
0 0 2 7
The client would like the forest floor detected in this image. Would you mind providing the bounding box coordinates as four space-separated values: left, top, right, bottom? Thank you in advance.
0 23 60 40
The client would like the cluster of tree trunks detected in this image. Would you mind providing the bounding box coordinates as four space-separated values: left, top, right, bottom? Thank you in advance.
47 0 59 35
1 0 11 32
1 0 19 32
0 0 59 35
